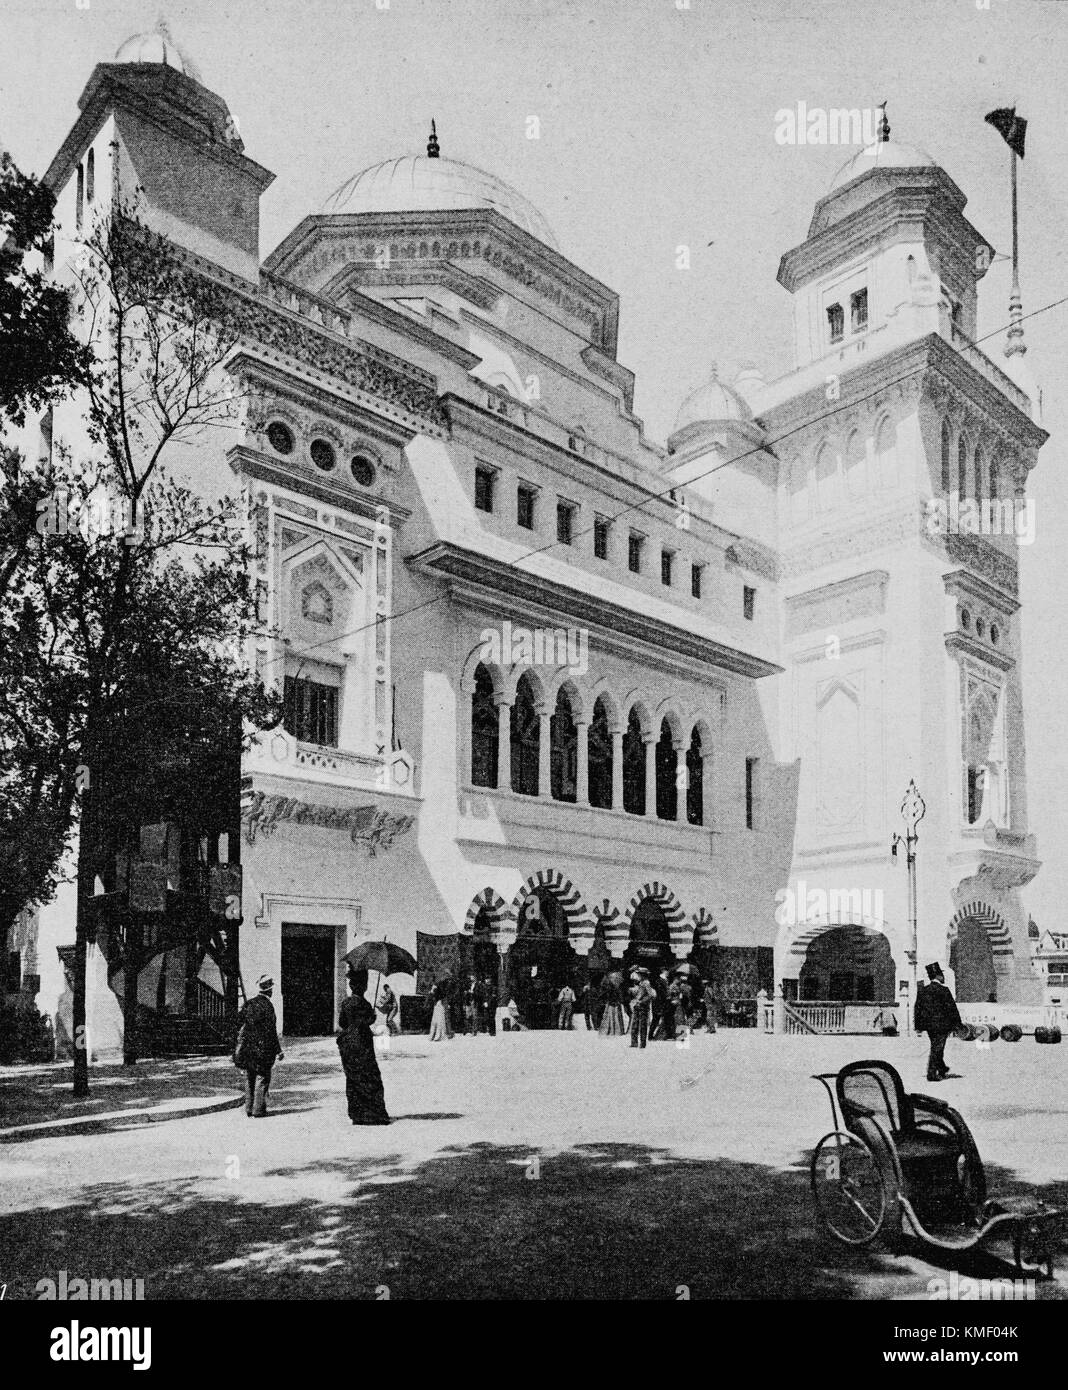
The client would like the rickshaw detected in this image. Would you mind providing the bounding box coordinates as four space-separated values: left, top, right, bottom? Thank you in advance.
811 1060 1062 1278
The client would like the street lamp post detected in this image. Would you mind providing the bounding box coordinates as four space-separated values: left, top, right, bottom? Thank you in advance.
891 779 926 1034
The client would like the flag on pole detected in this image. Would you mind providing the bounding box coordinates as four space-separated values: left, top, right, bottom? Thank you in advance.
985 107 1026 159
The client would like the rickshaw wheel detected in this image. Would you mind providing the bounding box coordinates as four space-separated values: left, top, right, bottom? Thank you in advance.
811 1132 895 1246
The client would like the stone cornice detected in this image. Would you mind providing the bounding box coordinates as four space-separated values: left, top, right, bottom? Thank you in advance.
263 209 620 353
944 631 1015 674
942 568 1021 617
45 63 275 197
761 334 1045 452
779 171 991 294
407 540 782 680
227 445 412 524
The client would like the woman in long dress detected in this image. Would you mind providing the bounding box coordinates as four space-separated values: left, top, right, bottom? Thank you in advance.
337 968 391 1125
428 979 454 1041
598 974 629 1036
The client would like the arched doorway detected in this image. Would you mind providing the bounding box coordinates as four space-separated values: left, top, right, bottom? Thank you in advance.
508 888 578 1028
798 925 894 1002
950 919 997 1003
623 898 674 975
470 906 501 983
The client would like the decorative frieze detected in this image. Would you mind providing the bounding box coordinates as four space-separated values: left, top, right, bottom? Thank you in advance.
242 790 415 854
785 570 888 639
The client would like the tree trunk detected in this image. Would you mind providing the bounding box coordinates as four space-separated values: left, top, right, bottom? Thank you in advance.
72 831 91 1097
123 917 140 1066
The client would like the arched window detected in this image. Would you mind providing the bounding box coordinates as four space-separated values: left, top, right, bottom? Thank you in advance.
471 664 498 789
622 709 646 815
86 148 95 203
75 163 84 232
550 689 578 802
844 431 866 499
989 459 1000 501
875 417 897 489
510 672 540 796
815 443 838 511
957 434 969 500
588 696 613 809
789 458 809 525
686 728 704 826
941 420 952 493
655 719 678 820
974 444 986 504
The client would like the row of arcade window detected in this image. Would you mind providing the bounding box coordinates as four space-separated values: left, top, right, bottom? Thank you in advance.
470 667 707 825
940 420 1003 500
826 288 868 345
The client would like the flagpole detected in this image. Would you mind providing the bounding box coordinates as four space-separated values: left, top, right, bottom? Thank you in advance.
1006 139 1025 357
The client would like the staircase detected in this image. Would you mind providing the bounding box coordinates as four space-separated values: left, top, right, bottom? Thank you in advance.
136 980 236 1057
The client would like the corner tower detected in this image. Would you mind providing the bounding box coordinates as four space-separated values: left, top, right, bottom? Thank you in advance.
762 118 1047 1015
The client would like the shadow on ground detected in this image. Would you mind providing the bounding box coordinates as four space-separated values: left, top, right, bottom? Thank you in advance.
3 1141 1064 1300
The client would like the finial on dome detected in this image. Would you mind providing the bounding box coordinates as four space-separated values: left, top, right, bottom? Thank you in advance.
427 119 440 159
876 101 890 143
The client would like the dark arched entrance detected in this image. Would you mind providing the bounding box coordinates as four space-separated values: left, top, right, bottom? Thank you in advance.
950 919 997 1003
507 888 578 1028
623 898 674 975
471 907 501 982
799 925 894 1001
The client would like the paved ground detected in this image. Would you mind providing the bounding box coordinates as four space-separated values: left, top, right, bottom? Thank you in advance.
0 1028 1065 1300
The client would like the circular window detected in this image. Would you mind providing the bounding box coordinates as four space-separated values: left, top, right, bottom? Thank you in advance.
975 617 985 638
990 623 1000 645
310 438 336 471
960 608 971 631
350 455 376 487
266 421 295 455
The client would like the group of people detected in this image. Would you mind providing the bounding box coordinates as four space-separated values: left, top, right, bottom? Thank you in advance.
234 969 391 1125
593 968 716 1047
428 974 502 1040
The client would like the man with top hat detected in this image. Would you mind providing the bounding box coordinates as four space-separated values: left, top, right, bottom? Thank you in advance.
234 973 284 1116
628 968 655 1049
914 962 963 1082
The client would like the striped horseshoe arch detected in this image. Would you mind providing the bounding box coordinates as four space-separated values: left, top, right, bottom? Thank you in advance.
462 887 508 935
948 901 1014 961
624 881 687 931
784 922 890 967
508 869 594 932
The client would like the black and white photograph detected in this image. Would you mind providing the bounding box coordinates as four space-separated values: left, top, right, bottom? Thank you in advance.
1 0 1067 1353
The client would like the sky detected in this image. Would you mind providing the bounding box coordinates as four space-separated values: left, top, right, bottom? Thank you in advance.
2 0 1066 927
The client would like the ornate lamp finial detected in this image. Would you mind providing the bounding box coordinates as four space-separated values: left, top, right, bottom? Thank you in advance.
876 101 890 144
427 119 440 159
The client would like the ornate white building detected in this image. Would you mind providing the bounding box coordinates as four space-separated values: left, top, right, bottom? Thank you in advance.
13 27 1048 1044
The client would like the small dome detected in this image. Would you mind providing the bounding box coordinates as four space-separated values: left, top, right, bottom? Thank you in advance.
114 20 201 82
829 138 937 192
674 363 753 432
322 154 559 250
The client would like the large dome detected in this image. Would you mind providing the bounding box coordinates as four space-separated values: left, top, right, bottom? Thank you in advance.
322 154 559 250
114 20 202 82
674 364 754 433
829 139 937 192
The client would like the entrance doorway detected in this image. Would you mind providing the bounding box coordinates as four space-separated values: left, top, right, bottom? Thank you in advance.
508 889 577 1028
280 923 337 1035
798 925 894 1001
950 919 997 1003
623 899 674 976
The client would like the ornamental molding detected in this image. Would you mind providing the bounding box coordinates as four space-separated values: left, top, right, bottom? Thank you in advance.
785 569 889 640
779 503 915 579
241 790 416 854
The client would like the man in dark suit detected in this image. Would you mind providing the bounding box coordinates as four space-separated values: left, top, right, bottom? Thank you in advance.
236 974 284 1117
914 962 963 1082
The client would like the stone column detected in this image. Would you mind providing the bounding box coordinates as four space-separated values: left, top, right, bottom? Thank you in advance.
538 707 551 798
575 720 589 805
668 738 685 821
644 734 657 817
494 696 511 791
611 728 624 811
